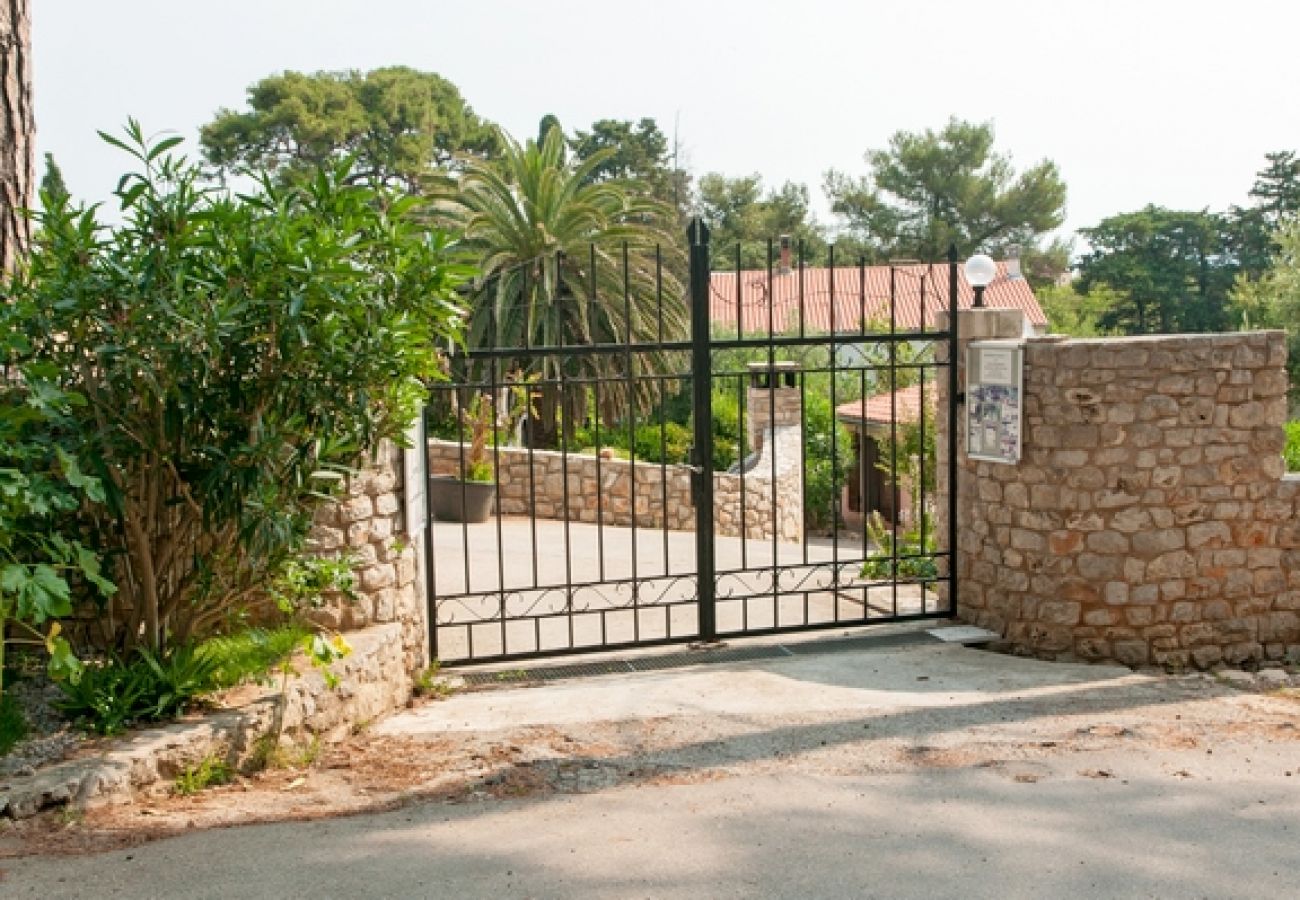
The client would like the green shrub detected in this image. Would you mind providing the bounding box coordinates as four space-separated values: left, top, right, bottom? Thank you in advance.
55 656 165 735
2 121 466 655
1286 421 1300 472
54 645 219 735
630 421 691 464
860 512 938 581
801 388 855 532
709 389 744 471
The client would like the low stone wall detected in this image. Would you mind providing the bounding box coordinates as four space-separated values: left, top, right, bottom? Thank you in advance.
428 428 803 543
941 311 1299 669
0 623 410 819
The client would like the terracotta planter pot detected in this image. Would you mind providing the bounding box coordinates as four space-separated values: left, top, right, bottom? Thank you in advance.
428 475 497 523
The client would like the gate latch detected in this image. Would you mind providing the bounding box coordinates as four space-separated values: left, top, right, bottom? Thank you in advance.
686 446 705 505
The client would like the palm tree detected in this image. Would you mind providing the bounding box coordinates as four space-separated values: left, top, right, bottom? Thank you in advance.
436 125 687 448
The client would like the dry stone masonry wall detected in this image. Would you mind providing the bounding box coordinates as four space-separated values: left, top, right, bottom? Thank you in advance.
941 310 1299 669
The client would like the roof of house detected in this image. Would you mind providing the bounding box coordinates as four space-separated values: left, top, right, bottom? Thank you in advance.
709 261 1045 334
835 383 934 427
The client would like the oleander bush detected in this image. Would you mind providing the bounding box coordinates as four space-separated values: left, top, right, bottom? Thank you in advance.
1 121 468 656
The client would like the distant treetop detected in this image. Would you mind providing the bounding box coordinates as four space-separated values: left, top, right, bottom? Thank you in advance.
199 66 500 192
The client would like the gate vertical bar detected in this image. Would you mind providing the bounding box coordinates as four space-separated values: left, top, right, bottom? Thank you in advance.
946 244 961 618
423 403 439 663
688 219 717 642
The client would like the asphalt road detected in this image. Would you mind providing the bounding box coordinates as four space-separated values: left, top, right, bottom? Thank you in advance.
8 766 1299 899
7 641 1299 898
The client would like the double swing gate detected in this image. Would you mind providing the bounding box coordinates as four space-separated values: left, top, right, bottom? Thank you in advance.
426 221 960 664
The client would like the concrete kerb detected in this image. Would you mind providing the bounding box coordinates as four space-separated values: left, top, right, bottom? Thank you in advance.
0 622 412 821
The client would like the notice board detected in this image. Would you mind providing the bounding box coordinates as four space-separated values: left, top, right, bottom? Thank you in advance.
966 341 1024 464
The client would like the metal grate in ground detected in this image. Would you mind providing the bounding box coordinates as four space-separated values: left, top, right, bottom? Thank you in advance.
456 629 941 686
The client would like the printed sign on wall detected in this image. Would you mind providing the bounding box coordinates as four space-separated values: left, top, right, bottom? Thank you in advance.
966 341 1023 464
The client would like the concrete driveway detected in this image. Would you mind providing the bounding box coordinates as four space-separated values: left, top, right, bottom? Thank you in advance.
7 637 1299 898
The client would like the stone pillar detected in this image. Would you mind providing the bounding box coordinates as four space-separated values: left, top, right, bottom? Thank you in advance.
747 360 801 453
934 309 1027 617
308 440 429 675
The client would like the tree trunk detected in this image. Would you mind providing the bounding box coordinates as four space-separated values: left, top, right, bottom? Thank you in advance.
0 0 33 275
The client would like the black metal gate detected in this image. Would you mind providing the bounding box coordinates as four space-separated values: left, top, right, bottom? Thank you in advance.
425 222 959 665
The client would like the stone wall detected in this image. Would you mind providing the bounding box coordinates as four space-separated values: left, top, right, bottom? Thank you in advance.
308 441 427 674
940 309 1299 669
428 426 803 543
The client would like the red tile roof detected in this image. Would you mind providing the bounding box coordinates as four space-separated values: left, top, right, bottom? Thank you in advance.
709 261 1044 334
836 383 933 426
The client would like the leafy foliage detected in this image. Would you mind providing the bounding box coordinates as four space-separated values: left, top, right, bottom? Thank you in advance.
200 67 499 190
40 152 69 207
197 625 309 692
1036 283 1125 337
1228 151 1300 278
2 121 467 652
54 646 218 735
1286 422 1300 472
436 126 687 448
860 512 937 581
699 174 825 269
1232 220 1300 406
570 117 691 223
1077 206 1236 334
573 420 693 466
0 367 114 699
55 620 337 735
824 118 1066 261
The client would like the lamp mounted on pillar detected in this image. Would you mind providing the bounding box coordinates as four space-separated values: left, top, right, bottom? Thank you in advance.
963 253 996 309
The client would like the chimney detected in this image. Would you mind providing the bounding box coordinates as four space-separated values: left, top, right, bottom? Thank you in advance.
779 234 792 275
1005 244 1023 279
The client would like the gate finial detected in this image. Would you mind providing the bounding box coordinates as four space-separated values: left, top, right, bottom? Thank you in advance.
687 217 711 247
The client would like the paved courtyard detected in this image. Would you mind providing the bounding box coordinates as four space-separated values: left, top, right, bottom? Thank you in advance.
430 518 938 659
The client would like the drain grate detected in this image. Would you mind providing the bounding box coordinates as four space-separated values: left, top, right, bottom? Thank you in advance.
456 629 941 686
460 660 635 685
628 644 793 672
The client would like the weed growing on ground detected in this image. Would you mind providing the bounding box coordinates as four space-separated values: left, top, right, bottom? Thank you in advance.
413 662 455 700
174 753 233 796
246 735 322 773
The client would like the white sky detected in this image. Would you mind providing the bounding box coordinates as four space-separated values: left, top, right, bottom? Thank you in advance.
33 0 1300 248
